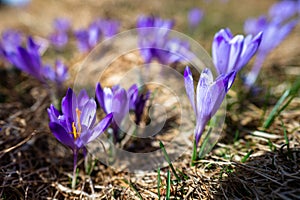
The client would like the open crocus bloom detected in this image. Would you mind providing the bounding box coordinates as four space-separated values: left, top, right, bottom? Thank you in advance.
184 67 236 146
48 88 113 152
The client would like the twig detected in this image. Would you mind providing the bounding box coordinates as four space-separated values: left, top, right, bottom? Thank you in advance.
0 131 37 155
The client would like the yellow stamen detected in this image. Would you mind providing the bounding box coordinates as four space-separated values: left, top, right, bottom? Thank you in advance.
72 122 78 139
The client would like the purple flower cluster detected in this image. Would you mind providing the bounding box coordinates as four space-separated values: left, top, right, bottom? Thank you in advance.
96 83 149 143
74 18 119 53
2 35 68 85
137 15 191 65
243 1 299 86
184 67 236 146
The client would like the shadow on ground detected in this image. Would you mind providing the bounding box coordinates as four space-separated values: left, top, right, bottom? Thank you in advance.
214 146 300 199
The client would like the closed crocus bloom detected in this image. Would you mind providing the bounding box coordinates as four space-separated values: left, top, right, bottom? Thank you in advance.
0 30 22 57
127 84 150 125
49 18 71 49
43 60 69 85
96 83 129 143
188 8 204 29
74 23 100 53
94 19 120 39
184 67 236 146
212 28 262 75
269 1 298 23
5 37 45 81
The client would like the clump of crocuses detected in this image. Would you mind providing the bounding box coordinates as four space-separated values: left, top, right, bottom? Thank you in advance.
74 18 119 53
243 0 299 87
48 88 113 189
184 66 236 164
3 36 68 85
137 15 191 65
96 83 149 144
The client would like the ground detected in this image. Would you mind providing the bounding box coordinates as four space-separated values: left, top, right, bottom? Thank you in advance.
0 0 300 199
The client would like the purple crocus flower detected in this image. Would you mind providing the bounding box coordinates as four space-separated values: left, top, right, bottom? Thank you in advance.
74 18 119 53
96 83 129 143
49 32 68 49
3 36 69 85
94 19 119 39
188 8 204 29
74 23 100 53
184 66 236 146
244 16 298 86
53 18 71 32
49 18 71 49
48 88 112 188
48 88 113 153
0 30 22 60
137 15 191 65
269 1 298 23
43 60 69 85
127 84 150 125
137 15 174 30
4 36 45 81
212 28 262 75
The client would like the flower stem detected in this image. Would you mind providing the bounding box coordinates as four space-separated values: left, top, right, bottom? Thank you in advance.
72 150 78 189
245 53 266 88
191 140 197 166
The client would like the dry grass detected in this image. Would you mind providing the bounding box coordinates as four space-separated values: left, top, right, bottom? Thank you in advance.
1 0 300 199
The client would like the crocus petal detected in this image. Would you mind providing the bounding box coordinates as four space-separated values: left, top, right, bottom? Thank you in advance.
184 66 196 113
194 120 206 146
96 83 114 114
77 89 90 110
227 35 243 72
61 88 77 131
196 68 213 120
128 84 138 110
80 99 96 129
49 122 75 149
85 113 113 144
47 104 60 122
112 88 129 125
212 29 231 74
235 32 262 72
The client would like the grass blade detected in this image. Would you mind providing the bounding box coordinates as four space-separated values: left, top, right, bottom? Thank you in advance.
157 167 161 200
123 179 143 200
159 141 181 181
166 170 171 200
241 150 254 163
198 128 212 159
263 76 300 129
191 140 197 166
